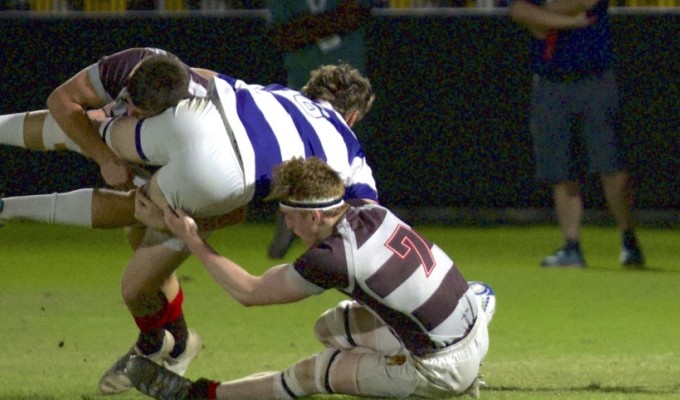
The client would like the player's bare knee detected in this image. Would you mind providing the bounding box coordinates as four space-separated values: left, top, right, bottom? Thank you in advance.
121 286 162 316
313 312 333 345
120 273 151 308
120 281 140 307
314 300 355 349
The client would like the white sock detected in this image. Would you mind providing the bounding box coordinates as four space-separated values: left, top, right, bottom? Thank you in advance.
0 112 84 152
42 113 83 152
0 189 93 227
0 112 26 147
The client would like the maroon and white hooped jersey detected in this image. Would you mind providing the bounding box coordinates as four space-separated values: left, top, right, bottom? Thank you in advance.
293 202 479 356
85 47 209 117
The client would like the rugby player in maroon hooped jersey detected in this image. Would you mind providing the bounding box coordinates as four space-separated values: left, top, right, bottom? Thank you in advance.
0 47 213 190
0 47 220 230
0 47 218 394
126 156 492 400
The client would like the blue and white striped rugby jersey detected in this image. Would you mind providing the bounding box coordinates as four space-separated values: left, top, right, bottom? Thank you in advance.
214 74 378 202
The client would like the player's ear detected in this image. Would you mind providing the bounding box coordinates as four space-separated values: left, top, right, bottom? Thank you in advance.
312 210 324 224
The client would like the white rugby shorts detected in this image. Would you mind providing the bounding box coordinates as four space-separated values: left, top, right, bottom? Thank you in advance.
136 97 254 218
317 300 489 398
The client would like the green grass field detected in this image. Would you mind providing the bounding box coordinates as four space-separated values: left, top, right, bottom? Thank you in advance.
1 221 679 399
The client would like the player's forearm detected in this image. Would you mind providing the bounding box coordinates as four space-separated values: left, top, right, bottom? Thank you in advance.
184 236 262 306
46 95 118 165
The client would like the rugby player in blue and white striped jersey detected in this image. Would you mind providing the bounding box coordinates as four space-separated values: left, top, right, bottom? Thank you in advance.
93 62 379 394
103 63 377 220
0 61 378 395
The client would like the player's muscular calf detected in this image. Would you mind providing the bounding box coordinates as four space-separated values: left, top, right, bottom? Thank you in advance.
92 189 139 228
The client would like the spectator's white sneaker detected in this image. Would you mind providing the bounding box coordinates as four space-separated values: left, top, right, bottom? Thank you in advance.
164 329 203 376
99 330 175 395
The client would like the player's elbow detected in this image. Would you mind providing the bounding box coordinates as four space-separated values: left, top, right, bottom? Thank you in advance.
220 273 280 307
46 87 71 115
231 293 265 308
231 288 278 308
235 297 259 307
227 284 264 307
45 89 60 112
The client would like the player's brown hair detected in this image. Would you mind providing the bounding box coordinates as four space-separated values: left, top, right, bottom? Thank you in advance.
301 62 375 122
267 157 347 217
126 54 190 116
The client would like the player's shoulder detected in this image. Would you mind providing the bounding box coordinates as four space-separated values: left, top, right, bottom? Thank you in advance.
97 48 146 76
99 47 164 63
343 202 390 233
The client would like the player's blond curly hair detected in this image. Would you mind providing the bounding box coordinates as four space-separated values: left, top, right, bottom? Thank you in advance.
302 62 375 121
267 157 347 217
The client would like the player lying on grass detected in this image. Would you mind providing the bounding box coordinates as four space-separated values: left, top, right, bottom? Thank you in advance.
125 156 490 400
1 62 379 395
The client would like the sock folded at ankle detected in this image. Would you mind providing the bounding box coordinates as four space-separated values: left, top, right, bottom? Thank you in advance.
189 379 220 400
136 328 167 355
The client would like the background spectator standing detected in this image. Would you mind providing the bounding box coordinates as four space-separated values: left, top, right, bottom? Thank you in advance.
508 0 645 268
264 0 374 259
